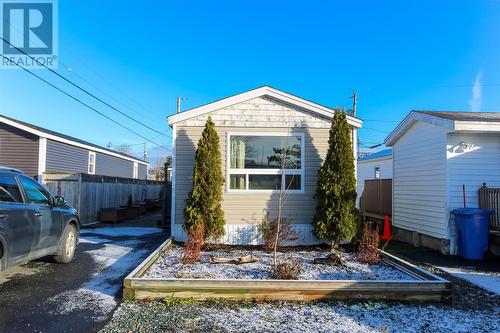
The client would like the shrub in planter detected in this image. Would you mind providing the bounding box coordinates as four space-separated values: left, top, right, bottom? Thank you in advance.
184 117 225 242
357 224 381 264
181 223 205 264
273 257 303 280
313 109 358 249
258 214 300 251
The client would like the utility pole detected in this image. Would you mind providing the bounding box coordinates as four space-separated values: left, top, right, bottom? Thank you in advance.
351 90 358 116
143 142 147 161
177 96 187 114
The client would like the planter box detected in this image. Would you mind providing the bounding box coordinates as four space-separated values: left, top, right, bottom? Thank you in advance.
123 239 452 302
120 205 142 219
99 207 127 224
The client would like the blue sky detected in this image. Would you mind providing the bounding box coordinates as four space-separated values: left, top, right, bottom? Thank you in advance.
1 0 499 159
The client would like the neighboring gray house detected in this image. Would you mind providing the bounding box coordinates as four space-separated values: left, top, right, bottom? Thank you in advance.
167 86 363 245
0 115 148 181
385 111 500 254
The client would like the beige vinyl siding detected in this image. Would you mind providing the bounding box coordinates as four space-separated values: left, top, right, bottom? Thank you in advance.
175 126 330 226
447 133 500 210
392 121 449 239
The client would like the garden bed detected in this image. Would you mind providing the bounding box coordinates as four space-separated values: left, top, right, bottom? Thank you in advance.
123 239 451 302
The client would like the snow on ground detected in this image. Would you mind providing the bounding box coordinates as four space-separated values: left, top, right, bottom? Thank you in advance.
434 265 500 295
144 246 415 281
80 226 163 237
48 227 163 321
101 300 500 333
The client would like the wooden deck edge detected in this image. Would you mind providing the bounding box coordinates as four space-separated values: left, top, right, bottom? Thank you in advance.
123 241 451 302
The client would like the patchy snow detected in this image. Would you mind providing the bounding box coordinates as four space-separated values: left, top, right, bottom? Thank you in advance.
144 246 415 281
48 226 163 321
434 265 500 295
80 227 162 237
103 301 500 333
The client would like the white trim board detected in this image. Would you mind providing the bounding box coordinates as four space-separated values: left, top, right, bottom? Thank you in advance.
172 223 320 245
0 116 149 165
167 86 363 129
37 137 47 183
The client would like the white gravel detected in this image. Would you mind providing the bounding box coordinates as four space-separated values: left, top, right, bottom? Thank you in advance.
102 300 500 333
143 246 415 281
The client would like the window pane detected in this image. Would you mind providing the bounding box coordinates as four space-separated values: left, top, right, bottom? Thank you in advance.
19 177 51 205
0 176 22 202
230 136 301 169
230 174 246 189
284 175 301 190
249 174 281 190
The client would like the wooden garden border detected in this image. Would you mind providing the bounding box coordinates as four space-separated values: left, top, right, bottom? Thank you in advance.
123 238 451 302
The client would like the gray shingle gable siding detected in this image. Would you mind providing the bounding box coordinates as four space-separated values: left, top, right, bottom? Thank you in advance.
0 123 39 177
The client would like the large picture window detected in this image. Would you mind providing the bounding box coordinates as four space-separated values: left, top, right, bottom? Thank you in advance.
227 133 304 192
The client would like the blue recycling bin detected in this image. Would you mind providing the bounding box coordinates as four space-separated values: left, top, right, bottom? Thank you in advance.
452 208 493 260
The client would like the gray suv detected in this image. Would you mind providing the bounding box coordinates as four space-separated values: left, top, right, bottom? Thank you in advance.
0 167 80 272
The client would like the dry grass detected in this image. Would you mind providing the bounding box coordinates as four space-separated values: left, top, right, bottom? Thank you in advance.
258 214 300 252
273 257 303 280
357 224 382 264
181 224 205 264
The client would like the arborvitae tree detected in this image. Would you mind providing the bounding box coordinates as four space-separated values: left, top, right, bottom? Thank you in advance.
312 108 357 248
184 117 225 241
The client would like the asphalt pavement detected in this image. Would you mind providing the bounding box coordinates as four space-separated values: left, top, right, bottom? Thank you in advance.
0 212 168 333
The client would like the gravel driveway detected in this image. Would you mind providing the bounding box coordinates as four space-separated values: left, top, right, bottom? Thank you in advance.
0 217 167 333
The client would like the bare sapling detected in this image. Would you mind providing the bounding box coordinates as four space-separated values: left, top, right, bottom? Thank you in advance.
357 223 382 264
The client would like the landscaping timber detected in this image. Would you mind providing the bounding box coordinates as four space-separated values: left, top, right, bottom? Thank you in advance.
123 239 451 302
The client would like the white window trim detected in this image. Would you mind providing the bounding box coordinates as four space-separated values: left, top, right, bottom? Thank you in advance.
88 151 96 175
133 162 139 179
226 132 305 194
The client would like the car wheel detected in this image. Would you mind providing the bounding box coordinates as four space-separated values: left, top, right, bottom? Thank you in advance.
55 224 77 264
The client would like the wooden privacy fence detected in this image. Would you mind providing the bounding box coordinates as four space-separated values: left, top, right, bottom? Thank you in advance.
359 179 392 218
478 183 500 231
44 172 165 225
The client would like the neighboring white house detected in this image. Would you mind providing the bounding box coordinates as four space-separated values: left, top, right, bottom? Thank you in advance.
385 111 500 254
356 148 392 206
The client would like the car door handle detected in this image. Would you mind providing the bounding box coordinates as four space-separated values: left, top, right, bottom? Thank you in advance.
33 211 43 217
0 214 7 219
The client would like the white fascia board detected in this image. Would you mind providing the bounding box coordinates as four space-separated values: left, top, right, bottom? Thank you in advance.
384 111 454 146
454 121 500 132
167 86 363 129
0 116 149 165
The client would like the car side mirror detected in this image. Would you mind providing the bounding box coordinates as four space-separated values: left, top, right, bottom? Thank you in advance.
54 195 66 207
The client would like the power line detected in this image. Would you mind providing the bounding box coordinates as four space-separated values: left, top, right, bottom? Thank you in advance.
0 54 170 152
1 16 167 127
0 37 170 139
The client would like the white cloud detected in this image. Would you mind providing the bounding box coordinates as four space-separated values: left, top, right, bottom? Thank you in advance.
469 70 483 112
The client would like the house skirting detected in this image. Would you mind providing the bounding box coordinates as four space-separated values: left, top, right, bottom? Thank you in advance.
172 223 320 245
392 226 451 254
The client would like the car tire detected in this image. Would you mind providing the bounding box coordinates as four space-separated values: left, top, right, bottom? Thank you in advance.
55 224 77 264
